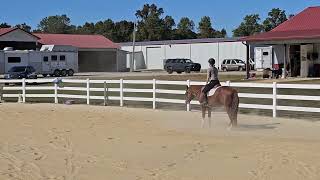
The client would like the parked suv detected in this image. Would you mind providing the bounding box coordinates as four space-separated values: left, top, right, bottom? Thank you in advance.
4 66 37 79
164 58 201 74
221 59 246 71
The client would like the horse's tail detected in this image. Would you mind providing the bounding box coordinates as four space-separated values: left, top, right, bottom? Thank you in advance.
230 90 239 126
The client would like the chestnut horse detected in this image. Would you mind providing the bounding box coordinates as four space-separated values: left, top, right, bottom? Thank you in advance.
185 85 239 128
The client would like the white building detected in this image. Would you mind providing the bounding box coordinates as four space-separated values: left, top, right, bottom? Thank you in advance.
120 38 248 70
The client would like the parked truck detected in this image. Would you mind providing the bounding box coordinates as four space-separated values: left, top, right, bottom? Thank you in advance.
0 45 78 77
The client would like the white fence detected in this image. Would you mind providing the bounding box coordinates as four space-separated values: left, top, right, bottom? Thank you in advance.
0 78 320 118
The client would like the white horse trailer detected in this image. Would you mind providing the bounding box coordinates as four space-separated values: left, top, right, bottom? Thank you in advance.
254 47 273 70
0 45 78 77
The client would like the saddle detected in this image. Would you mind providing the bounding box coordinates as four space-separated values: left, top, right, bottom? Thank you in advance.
201 85 222 97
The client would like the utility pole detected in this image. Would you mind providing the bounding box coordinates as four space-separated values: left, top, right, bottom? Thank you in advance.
130 21 137 72
241 41 250 79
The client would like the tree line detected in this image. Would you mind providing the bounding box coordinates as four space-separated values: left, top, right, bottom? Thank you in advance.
0 4 292 42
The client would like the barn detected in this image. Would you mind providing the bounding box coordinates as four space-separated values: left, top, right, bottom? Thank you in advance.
35 33 127 72
0 28 39 50
120 38 248 71
243 6 320 78
0 27 127 73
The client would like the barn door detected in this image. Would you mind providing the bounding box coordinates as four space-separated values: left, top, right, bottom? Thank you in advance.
146 47 163 69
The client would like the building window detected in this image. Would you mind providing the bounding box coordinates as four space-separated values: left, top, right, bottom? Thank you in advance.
51 55 58 61
8 57 21 63
60 55 66 61
43 56 49 62
263 52 269 56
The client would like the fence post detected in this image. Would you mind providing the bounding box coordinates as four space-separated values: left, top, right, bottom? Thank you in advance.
86 78 90 105
54 79 58 104
187 79 190 111
0 84 3 103
104 81 108 106
272 82 277 118
22 78 26 103
153 79 156 109
120 79 124 107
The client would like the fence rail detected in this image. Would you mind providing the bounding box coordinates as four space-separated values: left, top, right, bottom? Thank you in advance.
0 78 319 118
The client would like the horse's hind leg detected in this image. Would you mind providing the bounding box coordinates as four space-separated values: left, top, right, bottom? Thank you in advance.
201 105 206 128
208 106 212 128
225 105 234 129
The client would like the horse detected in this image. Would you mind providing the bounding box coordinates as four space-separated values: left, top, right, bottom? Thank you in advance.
185 85 239 129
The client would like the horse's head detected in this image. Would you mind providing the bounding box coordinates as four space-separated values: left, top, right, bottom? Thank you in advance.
185 86 195 104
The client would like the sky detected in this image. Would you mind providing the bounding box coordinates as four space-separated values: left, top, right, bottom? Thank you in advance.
1 0 320 36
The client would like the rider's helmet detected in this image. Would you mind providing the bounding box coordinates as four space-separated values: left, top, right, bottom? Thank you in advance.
208 58 215 66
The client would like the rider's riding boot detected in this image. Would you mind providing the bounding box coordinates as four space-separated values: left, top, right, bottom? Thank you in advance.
204 94 208 105
199 93 208 105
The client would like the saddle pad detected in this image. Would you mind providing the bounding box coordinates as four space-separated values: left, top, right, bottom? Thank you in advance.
207 86 223 97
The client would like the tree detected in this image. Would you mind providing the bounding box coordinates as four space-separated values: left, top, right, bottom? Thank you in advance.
233 14 262 37
112 20 134 42
77 22 95 34
94 19 114 38
289 14 295 19
197 16 227 38
162 16 175 39
37 14 73 34
175 17 197 39
0 23 11 28
220 28 227 37
68 25 77 34
135 3 165 41
213 28 227 38
15 23 32 32
198 16 215 38
263 8 287 32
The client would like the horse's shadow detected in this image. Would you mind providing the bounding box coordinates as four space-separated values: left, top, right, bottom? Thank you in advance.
235 123 280 131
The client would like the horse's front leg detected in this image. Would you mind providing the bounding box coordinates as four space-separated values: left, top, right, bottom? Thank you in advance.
227 122 233 130
201 105 206 128
208 106 212 128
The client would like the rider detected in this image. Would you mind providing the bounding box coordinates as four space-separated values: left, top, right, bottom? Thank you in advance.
200 58 221 105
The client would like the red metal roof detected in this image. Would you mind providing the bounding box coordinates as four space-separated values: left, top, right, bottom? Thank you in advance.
34 33 120 49
0 28 15 36
243 6 320 42
0 27 40 39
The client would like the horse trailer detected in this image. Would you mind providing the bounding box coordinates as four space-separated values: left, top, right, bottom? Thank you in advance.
254 46 285 71
0 45 78 77
254 47 273 70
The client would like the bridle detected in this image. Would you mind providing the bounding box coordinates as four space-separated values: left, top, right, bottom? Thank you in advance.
185 87 201 104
